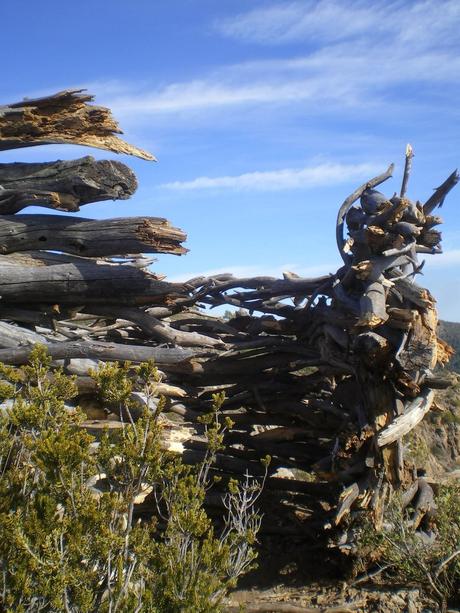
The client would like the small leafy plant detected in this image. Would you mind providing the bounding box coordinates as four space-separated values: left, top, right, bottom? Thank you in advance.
0 346 264 612
355 485 460 610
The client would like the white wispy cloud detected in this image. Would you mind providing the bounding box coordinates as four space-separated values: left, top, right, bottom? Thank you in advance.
160 161 381 191
106 49 460 120
216 0 460 47
216 1 388 45
28 1 454 125
18 2 460 126
109 79 320 115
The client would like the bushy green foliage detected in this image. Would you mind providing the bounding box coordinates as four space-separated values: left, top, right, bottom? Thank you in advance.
404 431 431 468
355 485 460 608
0 346 263 612
439 409 460 425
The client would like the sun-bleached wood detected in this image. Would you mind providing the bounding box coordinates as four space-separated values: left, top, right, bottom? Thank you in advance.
0 214 187 256
0 90 155 159
0 157 137 214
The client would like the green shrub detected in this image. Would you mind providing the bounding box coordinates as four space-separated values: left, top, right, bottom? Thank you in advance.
0 346 263 612
440 409 460 425
355 485 460 609
404 431 431 467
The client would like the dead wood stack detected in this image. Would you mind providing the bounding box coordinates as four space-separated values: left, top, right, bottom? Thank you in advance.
0 93 456 546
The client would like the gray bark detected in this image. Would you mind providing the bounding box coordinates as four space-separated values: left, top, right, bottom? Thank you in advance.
0 260 183 304
0 157 137 214
0 214 187 256
0 339 203 367
377 390 435 447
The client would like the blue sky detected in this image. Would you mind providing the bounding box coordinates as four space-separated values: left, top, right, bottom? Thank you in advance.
2 0 460 319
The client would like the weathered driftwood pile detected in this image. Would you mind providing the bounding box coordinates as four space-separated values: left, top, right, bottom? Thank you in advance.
0 92 457 544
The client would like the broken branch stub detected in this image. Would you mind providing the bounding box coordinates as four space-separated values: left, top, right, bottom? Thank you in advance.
0 89 155 160
0 157 138 214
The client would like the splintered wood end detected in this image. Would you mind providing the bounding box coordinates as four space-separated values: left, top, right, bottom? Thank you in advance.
0 89 156 160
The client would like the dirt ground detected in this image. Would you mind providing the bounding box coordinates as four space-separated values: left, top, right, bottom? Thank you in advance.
223 534 459 613
226 582 445 612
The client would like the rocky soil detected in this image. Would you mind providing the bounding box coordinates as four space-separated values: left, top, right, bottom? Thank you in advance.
225 583 444 612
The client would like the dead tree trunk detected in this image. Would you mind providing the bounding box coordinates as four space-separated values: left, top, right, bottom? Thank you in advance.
0 214 187 256
0 93 456 548
0 157 138 213
0 89 154 159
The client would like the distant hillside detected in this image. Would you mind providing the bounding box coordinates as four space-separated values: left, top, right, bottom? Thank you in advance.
439 320 460 372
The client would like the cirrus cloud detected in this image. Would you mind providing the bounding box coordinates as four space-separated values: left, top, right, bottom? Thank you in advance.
160 161 382 191
217 0 460 48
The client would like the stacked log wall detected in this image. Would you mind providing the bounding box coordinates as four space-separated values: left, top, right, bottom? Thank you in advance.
0 92 456 546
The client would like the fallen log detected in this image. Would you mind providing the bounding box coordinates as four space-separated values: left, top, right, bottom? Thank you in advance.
0 339 203 367
0 261 183 304
80 305 224 348
377 390 435 447
0 157 137 214
0 320 49 347
0 250 162 270
0 214 187 256
0 306 56 327
0 89 154 159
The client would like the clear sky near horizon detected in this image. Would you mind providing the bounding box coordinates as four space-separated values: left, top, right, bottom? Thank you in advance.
2 0 460 319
